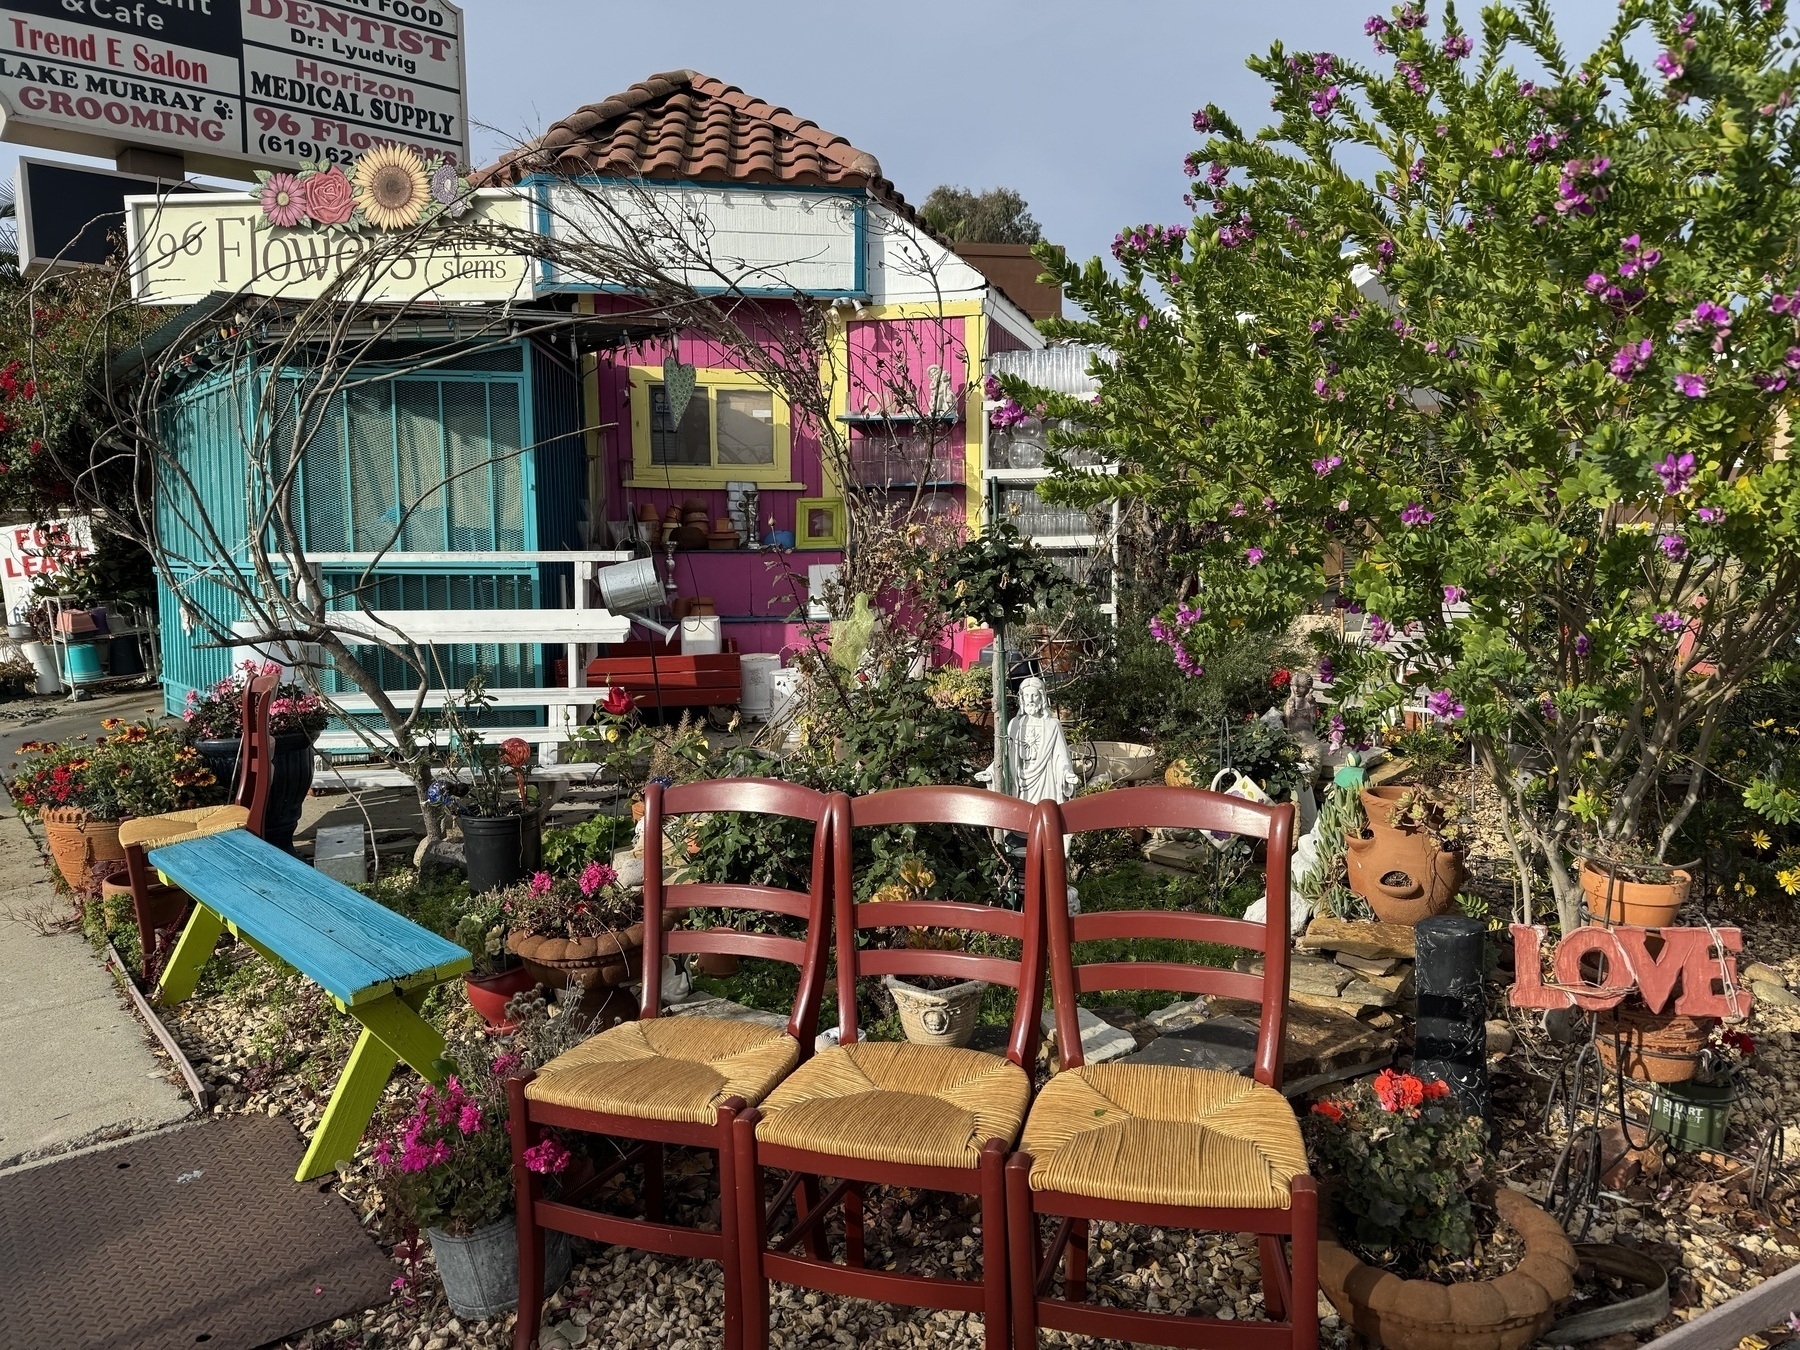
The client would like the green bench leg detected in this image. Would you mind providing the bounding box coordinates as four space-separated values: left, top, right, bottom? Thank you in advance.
156 904 227 1006
295 987 445 1183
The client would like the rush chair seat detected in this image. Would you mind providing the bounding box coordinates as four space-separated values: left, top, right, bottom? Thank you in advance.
118 670 278 979
732 785 1050 1350
508 779 842 1350
1006 785 1317 1350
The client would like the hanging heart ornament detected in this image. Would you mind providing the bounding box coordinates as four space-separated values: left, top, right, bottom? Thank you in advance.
662 355 699 426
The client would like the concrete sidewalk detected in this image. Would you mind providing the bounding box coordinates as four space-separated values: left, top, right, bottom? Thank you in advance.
0 798 191 1169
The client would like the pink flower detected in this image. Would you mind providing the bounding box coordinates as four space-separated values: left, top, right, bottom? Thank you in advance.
578 861 616 897
1400 503 1434 527
529 871 553 897
1654 610 1685 634
1443 584 1466 605
1673 372 1707 398
1658 534 1688 560
259 173 306 228
1310 85 1342 117
1656 51 1685 80
523 1130 572 1175
458 1103 482 1135
492 1052 522 1077
1656 452 1697 494
1368 615 1394 645
300 166 356 225
1245 547 1265 566
1312 455 1343 476
1425 689 1466 720
1609 338 1653 380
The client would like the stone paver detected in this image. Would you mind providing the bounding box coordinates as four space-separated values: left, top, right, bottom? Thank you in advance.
0 797 190 1168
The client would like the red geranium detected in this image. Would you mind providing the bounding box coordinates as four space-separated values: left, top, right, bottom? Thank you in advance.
1311 1100 1345 1123
1271 668 1292 690
1373 1068 1427 1112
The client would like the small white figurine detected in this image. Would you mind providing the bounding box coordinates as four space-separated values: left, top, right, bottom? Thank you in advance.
979 676 1080 806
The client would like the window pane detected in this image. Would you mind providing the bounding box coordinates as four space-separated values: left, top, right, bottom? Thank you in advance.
443 382 493 550
490 384 525 549
395 381 446 550
650 383 711 465
717 388 775 465
347 384 396 552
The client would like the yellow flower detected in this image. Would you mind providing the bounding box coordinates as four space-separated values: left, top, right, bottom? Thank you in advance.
354 144 430 229
1750 830 1773 851
604 726 619 742
1778 868 1800 897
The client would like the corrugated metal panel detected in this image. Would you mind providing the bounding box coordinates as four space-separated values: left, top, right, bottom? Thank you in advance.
987 344 1111 398
158 571 242 713
531 341 585 608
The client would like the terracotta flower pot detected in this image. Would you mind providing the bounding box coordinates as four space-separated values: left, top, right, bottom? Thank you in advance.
1318 1186 1576 1350
1595 1003 1708 1084
99 868 189 933
1344 827 1465 926
508 923 648 1022
1579 861 1690 928
41 807 126 895
695 950 740 978
464 965 540 1033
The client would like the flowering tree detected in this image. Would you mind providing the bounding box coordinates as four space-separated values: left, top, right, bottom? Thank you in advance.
1010 0 1800 930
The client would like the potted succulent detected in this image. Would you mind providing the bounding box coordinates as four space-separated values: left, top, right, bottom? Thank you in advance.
1308 1070 1577 1350
182 661 328 853
454 895 538 1034
1346 783 1468 925
370 1031 572 1319
1651 1026 1751 1152
872 858 988 1048
8 720 220 894
503 864 644 1023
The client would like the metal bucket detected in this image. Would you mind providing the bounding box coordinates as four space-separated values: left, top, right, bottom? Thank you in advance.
597 557 664 613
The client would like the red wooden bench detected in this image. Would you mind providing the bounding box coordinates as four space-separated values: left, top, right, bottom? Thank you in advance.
586 640 743 711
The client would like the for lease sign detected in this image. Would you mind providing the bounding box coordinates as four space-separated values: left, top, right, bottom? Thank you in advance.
0 0 468 178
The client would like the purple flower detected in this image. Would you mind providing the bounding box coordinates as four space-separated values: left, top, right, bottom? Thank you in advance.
983 374 1002 400
1584 272 1610 294
1609 338 1653 379
1310 85 1342 117
1678 10 1698 34
1674 372 1708 398
1696 506 1723 524
1396 4 1427 30
991 399 1028 429
1396 61 1426 95
1654 610 1685 634
1138 314 1150 330
1368 614 1395 645
1245 547 1265 566
1574 634 1591 656
1692 300 1732 328
1784 347 1800 370
1230 501 1247 517
1400 502 1435 526
1313 454 1343 476
1318 657 1335 683
1442 34 1473 59
1753 372 1789 392
1365 14 1392 45
1207 161 1230 188
1376 238 1396 262
1656 51 1685 80
1541 696 1558 723
1443 584 1466 605
1656 451 1697 494
1193 108 1214 133
1659 534 1688 560
1426 688 1466 720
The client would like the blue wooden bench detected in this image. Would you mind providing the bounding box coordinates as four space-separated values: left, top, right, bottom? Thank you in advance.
150 827 472 1181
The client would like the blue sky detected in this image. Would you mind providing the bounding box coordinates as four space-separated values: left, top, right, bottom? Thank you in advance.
5 1 1626 271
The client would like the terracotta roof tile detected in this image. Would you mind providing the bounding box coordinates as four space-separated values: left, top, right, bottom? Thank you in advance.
477 70 904 208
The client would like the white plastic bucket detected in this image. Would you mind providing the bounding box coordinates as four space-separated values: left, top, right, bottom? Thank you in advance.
740 653 780 719
680 615 722 655
769 668 802 724
597 557 665 613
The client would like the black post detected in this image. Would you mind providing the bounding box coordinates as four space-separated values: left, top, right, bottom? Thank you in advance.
1412 914 1489 1122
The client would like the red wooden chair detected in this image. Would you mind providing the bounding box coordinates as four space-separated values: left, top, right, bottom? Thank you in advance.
1006 785 1316 1350
507 779 842 1350
731 785 1050 1350
118 669 279 978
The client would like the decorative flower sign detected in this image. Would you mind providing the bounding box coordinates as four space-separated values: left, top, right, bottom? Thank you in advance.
252 145 472 234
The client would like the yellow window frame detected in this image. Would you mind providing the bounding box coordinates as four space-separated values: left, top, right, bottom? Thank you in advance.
626 365 803 489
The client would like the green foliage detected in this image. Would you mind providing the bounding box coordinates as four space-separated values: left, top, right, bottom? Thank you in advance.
920 185 1043 244
540 813 634 877
1306 1070 1489 1269
359 866 470 939
1069 858 1248 1016
7 721 221 818
943 523 1071 633
1305 777 1368 920
1012 0 1800 924
924 662 991 715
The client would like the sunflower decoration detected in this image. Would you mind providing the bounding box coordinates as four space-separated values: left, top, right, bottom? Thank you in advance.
353 144 432 230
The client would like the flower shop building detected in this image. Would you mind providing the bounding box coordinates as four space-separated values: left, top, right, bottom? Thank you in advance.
149 70 1042 725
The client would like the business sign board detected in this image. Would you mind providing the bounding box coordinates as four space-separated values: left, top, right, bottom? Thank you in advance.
0 515 92 621
533 180 867 298
15 155 199 273
125 187 533 304
0 0 468 179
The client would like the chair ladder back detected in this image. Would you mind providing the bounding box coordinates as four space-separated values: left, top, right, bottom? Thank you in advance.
236 670 280 839
834 785 1049 1068
639 779 841 1054
1046 786 1296 1087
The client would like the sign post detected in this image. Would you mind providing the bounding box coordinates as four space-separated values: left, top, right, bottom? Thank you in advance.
0 0 469 178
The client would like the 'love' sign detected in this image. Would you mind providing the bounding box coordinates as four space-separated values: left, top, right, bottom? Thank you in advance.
1510 923 1752 1018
